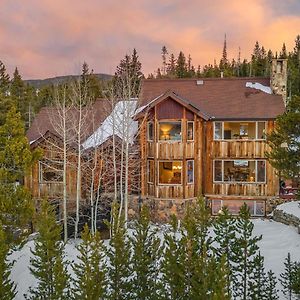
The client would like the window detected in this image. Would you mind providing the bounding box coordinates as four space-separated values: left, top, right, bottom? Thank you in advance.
213 160 266 183
257 122 266 139
159 161 182 184
187 121 194 141
211 199 265 216
147 160 154 183
214 122 223 140
159 121 182 141
39 160 63 183
214 121 266 140
147 122 154 141
187 160 194 184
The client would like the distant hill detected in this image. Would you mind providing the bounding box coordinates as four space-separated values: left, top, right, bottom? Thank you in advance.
24 73 113 89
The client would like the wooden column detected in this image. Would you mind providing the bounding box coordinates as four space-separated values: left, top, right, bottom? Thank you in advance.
154 106 158 198
140 120 146 196
182 108 186 199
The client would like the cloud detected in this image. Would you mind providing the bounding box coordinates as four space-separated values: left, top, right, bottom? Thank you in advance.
0 0 299 79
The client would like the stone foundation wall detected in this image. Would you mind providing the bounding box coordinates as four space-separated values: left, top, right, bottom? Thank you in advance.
128 196 197 223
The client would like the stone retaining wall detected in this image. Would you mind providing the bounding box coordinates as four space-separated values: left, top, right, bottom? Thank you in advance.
273 208 300 227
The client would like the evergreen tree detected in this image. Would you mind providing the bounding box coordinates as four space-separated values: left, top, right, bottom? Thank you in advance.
175 51 187 78
130 205 162 300
213 206 236 294
265 270 279 300
25 200 70 300
219 34 229 73
280 253 295 300
291 261 300 297
161 215 186 300
280 43 288 59
166 53 176 78
248 252 267 299
266 95 300 190
114 49 143 98
0 223 17 300
0 60 10 95
72 224 106 299
231 203 262 300
0 106 41 243
106 203 131 300
10 67 25 100
210 255 231 300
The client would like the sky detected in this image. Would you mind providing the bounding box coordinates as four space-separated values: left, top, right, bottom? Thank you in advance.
0 0 300 79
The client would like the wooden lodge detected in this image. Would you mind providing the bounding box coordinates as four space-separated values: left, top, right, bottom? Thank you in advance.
25 58 287 222
134 58 287 221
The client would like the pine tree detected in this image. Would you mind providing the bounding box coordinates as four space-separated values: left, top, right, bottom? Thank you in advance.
130 205 162 300
231 203 262 300
210 255 231 300
219 34 229 72
175 51 187 78
213 206 236 294
266 95 300 190
10 67 25 100
0 60 10 95
25 200 70 300
167 53 176 78
114 49 143 98
248 252 267 299
0 223 17 300
161 215 186 300
280 43 288 59
0 106 41 243
291 261 300 297
265 270 279 300
106 203 131 300
280 253 295 300
72 224 106 299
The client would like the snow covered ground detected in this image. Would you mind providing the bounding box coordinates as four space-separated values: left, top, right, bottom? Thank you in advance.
9 219 300 299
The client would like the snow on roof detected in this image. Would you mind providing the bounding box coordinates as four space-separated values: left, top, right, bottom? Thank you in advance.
276 201 300 219
245 82 272 94
82 100 138 150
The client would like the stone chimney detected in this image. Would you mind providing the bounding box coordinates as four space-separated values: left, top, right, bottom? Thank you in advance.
270 58 288 106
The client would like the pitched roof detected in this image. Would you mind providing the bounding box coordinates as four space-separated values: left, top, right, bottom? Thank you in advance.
26 99 112 144
139 78 285 120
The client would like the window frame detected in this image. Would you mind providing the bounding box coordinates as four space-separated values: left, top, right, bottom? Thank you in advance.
187 121 194 141
147 121 154 141
158 120 182 142
39 160 63 184
213 121 266 141
213 159 266 184
158 160 182 185
211 199 265 216
187 160 194 184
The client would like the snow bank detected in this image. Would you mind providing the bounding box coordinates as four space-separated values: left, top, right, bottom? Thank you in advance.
82 100 138 150
245 82 272 94
276 201 300 219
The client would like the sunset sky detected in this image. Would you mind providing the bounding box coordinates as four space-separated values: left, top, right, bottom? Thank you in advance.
1 0 300 79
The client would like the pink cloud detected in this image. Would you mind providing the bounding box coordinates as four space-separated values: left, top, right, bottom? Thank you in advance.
0 0 299 79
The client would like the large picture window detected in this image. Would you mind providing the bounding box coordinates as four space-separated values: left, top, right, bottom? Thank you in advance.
159 121 182 141
159 161 182 184
213 160 266 183
211 199 265 216
214 121 266 140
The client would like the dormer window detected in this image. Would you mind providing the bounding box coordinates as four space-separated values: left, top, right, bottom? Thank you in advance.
159 121 182 141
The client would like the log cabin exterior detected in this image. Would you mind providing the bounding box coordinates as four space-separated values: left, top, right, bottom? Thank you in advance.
135 59 287 221
25 59 287 222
